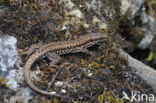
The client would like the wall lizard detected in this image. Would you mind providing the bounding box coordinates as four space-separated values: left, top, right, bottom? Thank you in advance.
24 33 107 97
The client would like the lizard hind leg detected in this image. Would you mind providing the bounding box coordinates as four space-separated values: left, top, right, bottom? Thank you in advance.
46 52 61 68
81 47 94 56
45 52 62 91
21 42 43 56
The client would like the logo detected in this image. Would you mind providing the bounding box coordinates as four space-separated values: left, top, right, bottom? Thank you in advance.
122 90 155 103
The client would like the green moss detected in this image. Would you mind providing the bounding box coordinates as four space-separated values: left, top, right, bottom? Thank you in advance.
146 0 156 18
75 101 82 103
146 50 154 62
0 77 10 88
66 64 74 71
81 55 105 70
53 98 59 103
0 0 10 5
98 88 125 103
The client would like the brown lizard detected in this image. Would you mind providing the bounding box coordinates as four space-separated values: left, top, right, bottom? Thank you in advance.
24 33 107 98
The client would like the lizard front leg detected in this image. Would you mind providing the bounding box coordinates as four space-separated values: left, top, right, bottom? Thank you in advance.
81 47 94 56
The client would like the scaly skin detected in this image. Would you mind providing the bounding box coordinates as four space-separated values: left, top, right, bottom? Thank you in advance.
24 33 107 97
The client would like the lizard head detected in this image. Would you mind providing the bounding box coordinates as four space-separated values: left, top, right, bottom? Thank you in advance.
88 33 107 41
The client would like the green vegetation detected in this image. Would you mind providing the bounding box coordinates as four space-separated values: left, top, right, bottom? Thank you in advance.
98 88 124 103
0 77 10 88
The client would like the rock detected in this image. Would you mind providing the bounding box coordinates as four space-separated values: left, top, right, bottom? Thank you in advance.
120 49 156 92
138 8 155 49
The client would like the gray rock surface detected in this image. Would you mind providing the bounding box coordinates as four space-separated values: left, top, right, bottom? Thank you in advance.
120 49 156 92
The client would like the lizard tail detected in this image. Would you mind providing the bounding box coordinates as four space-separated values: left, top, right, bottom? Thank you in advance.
24 53 69 98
